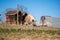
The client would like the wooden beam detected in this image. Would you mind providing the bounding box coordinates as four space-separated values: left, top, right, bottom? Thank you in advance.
17 10 18 25
17 4 19 25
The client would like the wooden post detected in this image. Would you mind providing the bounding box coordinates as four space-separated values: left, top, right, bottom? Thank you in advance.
17 10 18 25
17 4 19 25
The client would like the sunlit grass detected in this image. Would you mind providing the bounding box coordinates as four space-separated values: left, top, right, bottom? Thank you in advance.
0 28 60 35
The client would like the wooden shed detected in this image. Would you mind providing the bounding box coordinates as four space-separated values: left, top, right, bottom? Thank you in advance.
6 10 23 24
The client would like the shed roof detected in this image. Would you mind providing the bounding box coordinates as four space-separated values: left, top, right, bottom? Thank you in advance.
6 10 20 15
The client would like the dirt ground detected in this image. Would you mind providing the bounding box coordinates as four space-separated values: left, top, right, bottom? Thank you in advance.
0 32 60 40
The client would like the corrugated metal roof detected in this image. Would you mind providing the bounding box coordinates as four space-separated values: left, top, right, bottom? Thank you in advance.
6 10 20 15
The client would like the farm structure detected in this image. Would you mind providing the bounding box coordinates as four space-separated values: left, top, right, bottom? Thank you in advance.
6 9 27 25
40 16 60 28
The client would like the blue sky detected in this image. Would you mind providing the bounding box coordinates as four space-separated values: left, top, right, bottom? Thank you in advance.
0 0 60 25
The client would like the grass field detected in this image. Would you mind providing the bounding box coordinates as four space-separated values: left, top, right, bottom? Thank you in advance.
0 29 60 40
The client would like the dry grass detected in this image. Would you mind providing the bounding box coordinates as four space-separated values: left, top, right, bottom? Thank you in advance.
0 29 60 40
0 24 60 40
